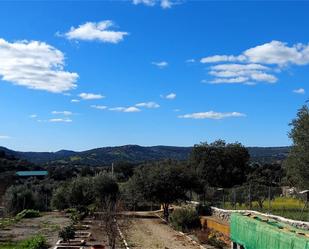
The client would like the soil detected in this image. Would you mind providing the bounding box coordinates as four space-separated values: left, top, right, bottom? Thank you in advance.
127 217 215 249
0 211 70 246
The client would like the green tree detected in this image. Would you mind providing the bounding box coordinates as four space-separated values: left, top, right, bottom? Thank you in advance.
131 161 191 221
285 105 309 189
190 140 250 188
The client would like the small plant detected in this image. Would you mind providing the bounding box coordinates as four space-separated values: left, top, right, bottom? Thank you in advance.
16 209 40 220
170 208 201 232
59 225 75 242
20 234 48 249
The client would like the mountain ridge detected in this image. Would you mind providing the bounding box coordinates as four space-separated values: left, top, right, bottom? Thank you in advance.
0 145 291 166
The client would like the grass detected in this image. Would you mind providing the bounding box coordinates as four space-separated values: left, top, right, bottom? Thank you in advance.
224 197 309 221
0 235 48 249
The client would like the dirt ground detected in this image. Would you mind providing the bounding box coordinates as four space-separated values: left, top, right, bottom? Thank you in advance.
0 212 70 246
126 217 215 249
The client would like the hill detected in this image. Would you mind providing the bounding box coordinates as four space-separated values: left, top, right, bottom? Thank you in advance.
0 145 290 166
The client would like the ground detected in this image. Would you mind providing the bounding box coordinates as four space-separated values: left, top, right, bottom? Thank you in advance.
126 216 215 249
0 212 70 246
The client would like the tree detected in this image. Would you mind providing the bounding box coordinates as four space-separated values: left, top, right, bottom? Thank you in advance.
131 161 191 221
4 185 36 214
190 140 250 188
285 104 309 189
94 174 121 249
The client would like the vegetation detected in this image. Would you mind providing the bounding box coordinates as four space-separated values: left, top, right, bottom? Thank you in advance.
285 104 309 189
0 235 48 249
58 225 75 242
170 208 201 232
16 209 40 219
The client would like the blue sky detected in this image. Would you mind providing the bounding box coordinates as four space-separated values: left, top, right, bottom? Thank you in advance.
0 1 308 152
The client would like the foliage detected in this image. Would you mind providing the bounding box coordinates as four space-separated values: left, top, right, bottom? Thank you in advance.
130 160 192 220
191 140 250 188
58 225 75 242
170 208 201 232
16 209 40 219
0 235 48 249
4 185 36 215
196 203 212 216
285 104 309 189
19 235 48 249
52 177 95 210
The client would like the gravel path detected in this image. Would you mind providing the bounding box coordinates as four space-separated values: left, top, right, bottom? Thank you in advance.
127 217 205 249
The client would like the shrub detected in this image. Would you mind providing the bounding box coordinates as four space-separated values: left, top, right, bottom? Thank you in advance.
170 208 201 232
20 234 48 249
59 225 75 242
16 209 40 220
196 203 212 216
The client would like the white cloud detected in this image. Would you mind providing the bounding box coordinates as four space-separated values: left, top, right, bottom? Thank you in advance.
49 118 72 123
109 106 141 113
160 0 172 9
186 59 195 63
293 88 305 94
51 111 73 116
71 99 80 103
91 105 107 110
29 114 37 118
178 111 246 120
152 61 168 68
200 41 309 85
133 0 179 9
135 101 160 108
162 92 176 99
79 93 104 100
244 41 309 66
0 135 10 139
64 21 128 43
201 55 246 64
133 0 156 6
0 38 78 93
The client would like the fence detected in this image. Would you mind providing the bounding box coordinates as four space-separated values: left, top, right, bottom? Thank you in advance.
196 184 309 222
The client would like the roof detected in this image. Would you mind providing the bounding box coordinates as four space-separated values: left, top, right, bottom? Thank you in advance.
16 171 48 177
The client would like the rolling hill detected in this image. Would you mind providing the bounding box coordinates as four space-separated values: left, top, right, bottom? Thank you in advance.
0 145 290 166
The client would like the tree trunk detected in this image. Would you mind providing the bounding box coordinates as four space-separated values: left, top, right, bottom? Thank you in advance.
163 203 169 222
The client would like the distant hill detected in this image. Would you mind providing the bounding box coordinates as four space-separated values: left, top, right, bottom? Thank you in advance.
0 145 290 166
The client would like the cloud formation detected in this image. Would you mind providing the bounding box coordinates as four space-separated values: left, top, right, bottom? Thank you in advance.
79 93 104 100
133 0 178 9
0 39 78 93
135 101 160 108
178 111 246 120
64 21 128 43
152 61 168 68
161 92 176 100
51 111 73 116
201 41 309 85
293 88 305 94
91 105 107 110
0 135 10 139
49 118 72 123
109 106 141 113
71 99 80 103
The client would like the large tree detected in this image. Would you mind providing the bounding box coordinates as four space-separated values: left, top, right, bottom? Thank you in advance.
285 105 309 189
131 161 192 221
190 140 250 188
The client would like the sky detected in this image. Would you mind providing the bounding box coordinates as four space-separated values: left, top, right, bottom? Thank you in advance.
0 0 308 152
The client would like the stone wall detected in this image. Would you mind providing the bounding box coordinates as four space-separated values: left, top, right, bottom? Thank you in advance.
211 207 309 231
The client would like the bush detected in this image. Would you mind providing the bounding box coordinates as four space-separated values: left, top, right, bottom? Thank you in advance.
196 203 212 216
16 209 40 219
59 225 75 242
20 235 48 249
170 208 201 232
